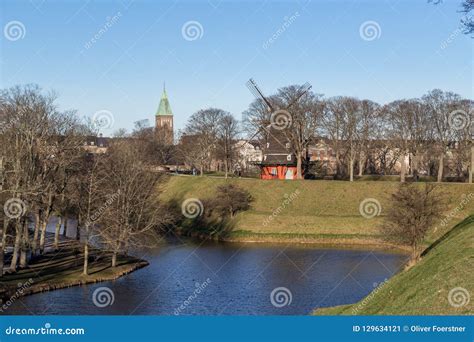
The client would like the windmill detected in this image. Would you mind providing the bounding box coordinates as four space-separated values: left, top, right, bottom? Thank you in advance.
243 78 313 179
245 78 312 131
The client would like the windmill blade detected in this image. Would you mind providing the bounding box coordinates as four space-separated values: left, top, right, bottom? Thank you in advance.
246 78 274 112
237 117 269 149
287 82 312 109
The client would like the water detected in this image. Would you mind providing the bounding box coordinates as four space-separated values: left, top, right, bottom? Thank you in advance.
4 236 407 315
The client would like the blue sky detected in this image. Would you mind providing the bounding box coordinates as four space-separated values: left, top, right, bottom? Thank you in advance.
1 0 472 135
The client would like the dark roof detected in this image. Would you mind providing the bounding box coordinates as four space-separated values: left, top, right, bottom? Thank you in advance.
260 126 296 166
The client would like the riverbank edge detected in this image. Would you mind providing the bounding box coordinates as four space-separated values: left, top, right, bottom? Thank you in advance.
175 229 410 253
0 257 149 305
224 237 409 253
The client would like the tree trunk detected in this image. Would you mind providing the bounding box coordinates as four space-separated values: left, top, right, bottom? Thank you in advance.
62 214 68 237
54 216 62 250
83 243 89 275
408 153 413 176
470 146 473 184
39 219 48 254
40 192 54 253
400 152 407 183
335 149 340 177
32 211 41 255
111 251 118 267
412 153 418 176
358 153 364 177
349 156 354 182
0 218 6 277
10 220 22 271
437 154 444 183
19 218 29 268
200 165 204 176
76 214 81 241
296 154 303 180
224 158 228 179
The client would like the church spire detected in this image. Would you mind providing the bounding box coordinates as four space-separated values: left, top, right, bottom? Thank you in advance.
156 83 173 116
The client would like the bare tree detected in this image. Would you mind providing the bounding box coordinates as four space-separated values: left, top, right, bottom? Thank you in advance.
382 183 444 262
217 114 239 178
208 184 252 218
357 100 382 176
320 97 347 178
384 100 416 182
429 0 474 35
98 140 170 267
423 90 462 182
184 108 224 175
276 85 321 179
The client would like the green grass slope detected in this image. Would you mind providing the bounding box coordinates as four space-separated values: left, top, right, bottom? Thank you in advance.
160 175 474 247
315 215 474 315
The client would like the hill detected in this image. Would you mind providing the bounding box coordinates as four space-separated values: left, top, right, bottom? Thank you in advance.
159 175 474 249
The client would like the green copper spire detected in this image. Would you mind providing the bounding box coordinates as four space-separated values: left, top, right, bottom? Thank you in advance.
156 84 173 116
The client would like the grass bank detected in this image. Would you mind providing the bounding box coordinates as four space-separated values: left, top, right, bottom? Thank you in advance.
160 175 474 248
314 215 474 315
0 233 148 306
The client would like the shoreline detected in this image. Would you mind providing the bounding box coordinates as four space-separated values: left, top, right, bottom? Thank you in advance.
221 236 409 253
175 230 410 254
0 258 148 306
0 233 149 306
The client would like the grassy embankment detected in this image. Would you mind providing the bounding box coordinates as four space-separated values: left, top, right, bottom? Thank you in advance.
160 175 474 249
314 215 474 315
0 232 148 303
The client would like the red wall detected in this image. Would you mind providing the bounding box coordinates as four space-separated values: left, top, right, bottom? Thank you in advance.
260 166 298 180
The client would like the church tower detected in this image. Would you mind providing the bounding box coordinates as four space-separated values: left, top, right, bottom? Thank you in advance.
155 84 174 145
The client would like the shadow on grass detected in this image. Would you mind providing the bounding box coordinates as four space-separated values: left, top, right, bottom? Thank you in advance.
421 215 473 257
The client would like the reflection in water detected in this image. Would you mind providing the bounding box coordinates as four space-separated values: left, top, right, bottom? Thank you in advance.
5 232 407 315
